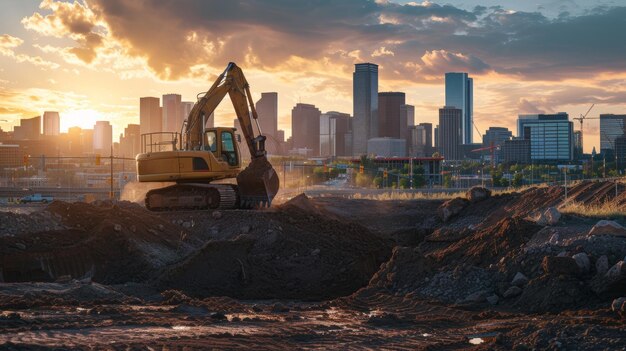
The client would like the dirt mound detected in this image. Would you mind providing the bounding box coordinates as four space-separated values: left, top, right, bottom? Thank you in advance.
158 206 392 300
0 201 192 284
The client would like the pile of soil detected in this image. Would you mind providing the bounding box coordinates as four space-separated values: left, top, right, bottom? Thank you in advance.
157 195 392 300
347 182 626 313
0 201 192 284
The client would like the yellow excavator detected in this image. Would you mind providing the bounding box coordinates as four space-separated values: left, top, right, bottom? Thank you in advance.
135 62 279 210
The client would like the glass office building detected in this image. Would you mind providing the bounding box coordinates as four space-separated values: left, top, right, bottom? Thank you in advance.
353 63 378 156
517 113 573 162
599 114 626 154
445 73 473 144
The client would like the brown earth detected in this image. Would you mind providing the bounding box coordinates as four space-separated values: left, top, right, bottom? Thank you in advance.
0 181 625 349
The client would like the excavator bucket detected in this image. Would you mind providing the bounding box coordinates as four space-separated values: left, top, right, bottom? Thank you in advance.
236 156 280 208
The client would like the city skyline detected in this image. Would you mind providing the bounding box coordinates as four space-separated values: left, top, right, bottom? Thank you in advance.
0 1 625 152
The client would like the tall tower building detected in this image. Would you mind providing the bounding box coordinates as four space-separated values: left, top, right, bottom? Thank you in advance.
180 101 195 125
439 107 463 161
445 72 473 144
400 104 415 141
378 92 405 138
140 97 162 135
93 121 113 154
162 94 182 133
43 111 60 136
353 63 378 155
291 103 321 156
256 92 278 138
599 114 626 154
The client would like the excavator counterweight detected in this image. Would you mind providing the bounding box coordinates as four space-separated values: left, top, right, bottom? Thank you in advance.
135 63 279 210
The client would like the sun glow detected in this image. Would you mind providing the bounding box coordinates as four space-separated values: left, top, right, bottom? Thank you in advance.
59 109 103 132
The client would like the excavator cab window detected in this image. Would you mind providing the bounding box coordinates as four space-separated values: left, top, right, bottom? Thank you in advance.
204 131 217 153
220 131 238 166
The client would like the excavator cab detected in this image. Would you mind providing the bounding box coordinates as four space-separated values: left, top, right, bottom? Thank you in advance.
203 128 240 167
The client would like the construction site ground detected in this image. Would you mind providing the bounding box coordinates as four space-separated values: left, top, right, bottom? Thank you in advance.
1 181 625 350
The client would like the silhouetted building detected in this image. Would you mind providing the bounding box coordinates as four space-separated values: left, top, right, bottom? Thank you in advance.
120 124 141 158
320 111 351 157
180 101 195 126
445 72 473 144
599 114 626 154
502 138 531 164
291 103 321 156
378 92 405 138
573 130 583 160
615 136 626 169
400 104 414 141
408 123 432 157
0 144 21 169
162 94 182 133
43 111 60 136
256 92 278 137
13 116 41 140
438 107 462 160
434 125 439 151
367 138 406 157
353 63 378 155
93 121 112 155
518 113 573 162
140 97 162 135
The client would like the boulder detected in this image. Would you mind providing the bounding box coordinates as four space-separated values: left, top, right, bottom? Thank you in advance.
464 290 489 303
486 294 499 305
591 261 626 296
588 220 626 237
437 197 469 222
595 255 609 276
572 252 591 273
511 272 529 287
533 207 561 226
503 286 523 298
542 256 579 276
466 186 491 203
611 297 626 317
212 211 223 220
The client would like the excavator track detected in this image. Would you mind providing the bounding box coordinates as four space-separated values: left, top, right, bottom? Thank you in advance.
145 184 239 211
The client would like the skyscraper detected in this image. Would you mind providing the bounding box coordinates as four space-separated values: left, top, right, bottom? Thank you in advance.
378 92 405 138
291 103 321 156
599 114 626 154
140 97 162 135
438 107 463 161
320 111 351 157
483 127 512 163
120 124 141 157
400 104 415 141
445 72 473 144
180 101 195 126
43 111 60 136
93 121 113 154
517 113 573 162
162 94 182 133
256 92 278 138
408 123 432 157
353 63 378 155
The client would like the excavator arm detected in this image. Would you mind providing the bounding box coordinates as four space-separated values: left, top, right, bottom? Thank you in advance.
185 62 265 159
183 62 279 208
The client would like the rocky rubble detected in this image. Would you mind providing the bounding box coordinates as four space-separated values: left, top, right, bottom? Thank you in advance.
0 210 66 237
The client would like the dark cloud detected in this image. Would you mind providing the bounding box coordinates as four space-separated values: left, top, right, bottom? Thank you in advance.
25 0 626 82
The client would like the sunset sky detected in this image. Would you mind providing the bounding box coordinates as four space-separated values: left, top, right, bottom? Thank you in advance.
1 0 625 152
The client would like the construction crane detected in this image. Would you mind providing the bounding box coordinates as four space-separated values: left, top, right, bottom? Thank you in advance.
572 104 596 149
471 142 499 170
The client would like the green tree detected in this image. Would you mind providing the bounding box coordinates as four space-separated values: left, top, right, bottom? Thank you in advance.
512 172 524 187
